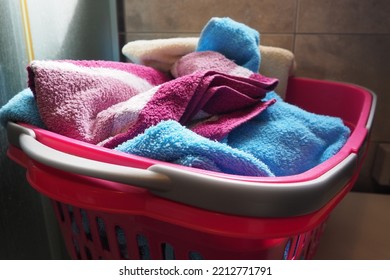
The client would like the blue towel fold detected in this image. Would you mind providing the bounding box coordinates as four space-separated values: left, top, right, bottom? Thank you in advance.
227 92 351 176
0 88 45 128
196 17 261 72
115 120 274 177
115 91 350 177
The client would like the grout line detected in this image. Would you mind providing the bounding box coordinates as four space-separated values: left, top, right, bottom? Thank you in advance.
293 0 302 53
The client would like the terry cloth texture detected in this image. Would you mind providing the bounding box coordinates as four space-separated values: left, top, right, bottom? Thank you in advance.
196 17 261 72
0 88 45 128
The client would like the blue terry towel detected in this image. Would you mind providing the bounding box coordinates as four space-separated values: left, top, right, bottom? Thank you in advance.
196 17 261 72
227 92 351 176
115 120 274 177
0 88 45 128
116 92 350 177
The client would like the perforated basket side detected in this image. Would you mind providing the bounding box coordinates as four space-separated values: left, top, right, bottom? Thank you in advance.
51 200 328 260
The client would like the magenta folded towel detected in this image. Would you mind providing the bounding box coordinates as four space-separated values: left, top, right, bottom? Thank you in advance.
170 51 279 139
28 58 277 148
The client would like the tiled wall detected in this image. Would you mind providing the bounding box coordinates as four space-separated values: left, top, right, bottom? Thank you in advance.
118 0 390 193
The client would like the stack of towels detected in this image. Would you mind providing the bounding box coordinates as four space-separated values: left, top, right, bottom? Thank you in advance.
0 17 350 177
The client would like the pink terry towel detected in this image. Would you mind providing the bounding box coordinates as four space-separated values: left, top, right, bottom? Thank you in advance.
28 57 277 148
28 60 170 144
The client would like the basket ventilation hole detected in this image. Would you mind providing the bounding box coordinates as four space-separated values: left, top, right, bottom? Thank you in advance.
56 202 65 222
115 226 129 259
80 209 92 241
283 236 304 260
84 246 92 260
67 205 79 234
292 235 301 258
96 217 109 251
283 239 292 260
161 243 175 260
72 238 81 259
188 251 204 260
136 234 151 260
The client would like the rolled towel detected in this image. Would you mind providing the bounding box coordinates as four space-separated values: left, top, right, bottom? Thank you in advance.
196 17 260 72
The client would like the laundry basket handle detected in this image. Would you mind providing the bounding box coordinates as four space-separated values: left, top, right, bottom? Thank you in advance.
8 122 358 217
8 122 171 192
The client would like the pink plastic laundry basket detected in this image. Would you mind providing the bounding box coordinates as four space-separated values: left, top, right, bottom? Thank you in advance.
6 77 376 260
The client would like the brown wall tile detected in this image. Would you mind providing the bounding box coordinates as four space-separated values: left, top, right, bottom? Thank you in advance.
294 34 390 143
124 33 198 42
261 35 294 51
298 0 390 33
124 0 297 33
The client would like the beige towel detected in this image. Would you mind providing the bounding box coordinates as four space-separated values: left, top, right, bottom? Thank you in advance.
122 38 295 98
122 37 199 72
259 45 296 98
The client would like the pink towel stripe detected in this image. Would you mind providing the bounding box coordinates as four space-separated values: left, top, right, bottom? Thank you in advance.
28 60 170 143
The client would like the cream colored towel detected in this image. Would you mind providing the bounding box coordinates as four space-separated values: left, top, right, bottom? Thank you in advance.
259 45 296 98
122 37 199 72
122 38 295 98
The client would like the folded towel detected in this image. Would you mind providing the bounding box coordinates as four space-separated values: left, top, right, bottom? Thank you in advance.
115 120 274 177
227 92 351 176
196 17 260 72
171 51 253 78
168 51 278 140
171 51 276 82
27 58 277 149
122 37 199 72
102 70 276 148
0 88 45 128
27 60 171 144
